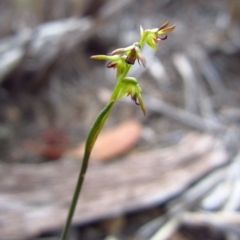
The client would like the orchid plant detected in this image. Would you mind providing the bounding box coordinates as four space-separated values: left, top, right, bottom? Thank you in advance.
60 21 175 240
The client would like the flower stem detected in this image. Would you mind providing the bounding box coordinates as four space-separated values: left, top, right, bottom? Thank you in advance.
60 101 114 240
60 65 131 240
110 64 131 101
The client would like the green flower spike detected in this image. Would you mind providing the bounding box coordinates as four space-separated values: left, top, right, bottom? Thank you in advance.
91 54 129 80
117 77 146 115
60 21 175 240
110 43 146 67
139 20 176 49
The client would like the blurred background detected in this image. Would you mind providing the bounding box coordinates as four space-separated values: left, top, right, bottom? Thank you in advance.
1 0 240 240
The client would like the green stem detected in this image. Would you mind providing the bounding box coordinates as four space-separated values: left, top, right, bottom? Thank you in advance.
60 101 114 240
110 64 131 101
60 58 132 240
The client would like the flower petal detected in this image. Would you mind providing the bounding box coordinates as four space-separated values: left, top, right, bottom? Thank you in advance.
109 48 126 55
158 25 176 34
138 54 146 67
106 62 117 68
90 55 110 60
158 20 170 31
146 37 157 50
137 94 146 116
140 25 144 36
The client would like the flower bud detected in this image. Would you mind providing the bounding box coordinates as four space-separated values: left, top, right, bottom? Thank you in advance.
117 77 146 115
91 54 128 80
139 21 176 49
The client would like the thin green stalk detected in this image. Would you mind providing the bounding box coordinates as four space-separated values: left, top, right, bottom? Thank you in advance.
60 101 114 240
60 67 131 240
110 64 131 101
